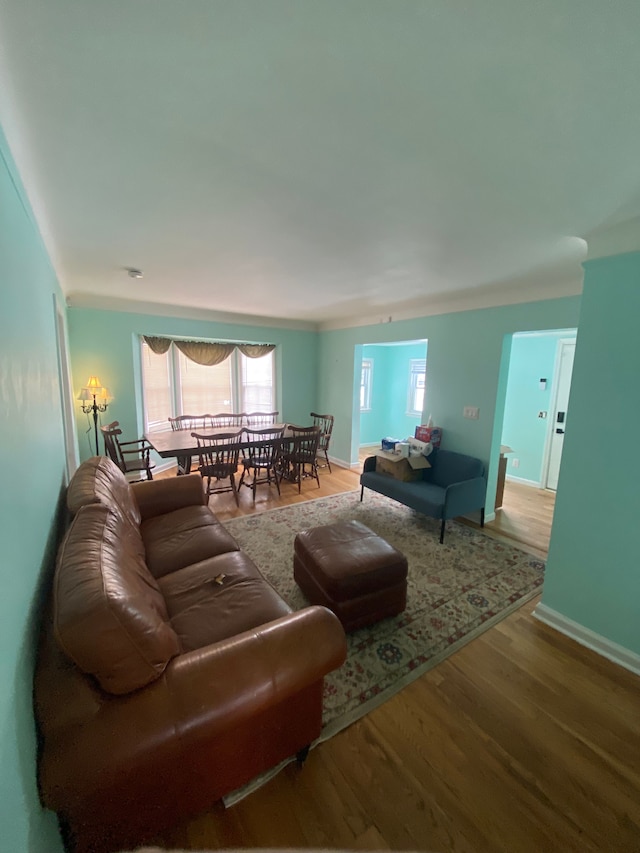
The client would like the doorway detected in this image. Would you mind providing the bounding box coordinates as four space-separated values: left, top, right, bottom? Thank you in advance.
497 328 577 551
356 339 428 459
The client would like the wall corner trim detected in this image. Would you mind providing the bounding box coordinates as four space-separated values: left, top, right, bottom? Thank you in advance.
533 603 640 676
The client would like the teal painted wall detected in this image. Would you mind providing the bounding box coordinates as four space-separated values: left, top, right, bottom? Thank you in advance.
502 330 577 484
0 132 65 851
541 252 640 655
67 309 318 462
318 297 581 507
360 342 427 444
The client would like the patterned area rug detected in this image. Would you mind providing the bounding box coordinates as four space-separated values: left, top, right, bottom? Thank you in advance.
222 489 545 805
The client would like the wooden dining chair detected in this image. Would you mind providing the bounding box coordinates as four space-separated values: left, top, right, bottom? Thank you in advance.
169 414 208 474
280 425 321 493
310 412 334 473
192 429 244 506
243 411 279 427
206 413 244 428
100 421 155 481
238 426 285 501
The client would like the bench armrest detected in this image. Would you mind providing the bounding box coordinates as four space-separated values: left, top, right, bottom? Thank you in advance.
362 455 377 473
444 476 487 519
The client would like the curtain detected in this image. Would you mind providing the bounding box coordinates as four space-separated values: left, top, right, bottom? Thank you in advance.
142 336 275 365
174 340 236 366
237 344 275 359
143 335 172 355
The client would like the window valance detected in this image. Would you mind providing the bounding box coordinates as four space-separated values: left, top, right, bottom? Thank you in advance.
142 336 275 366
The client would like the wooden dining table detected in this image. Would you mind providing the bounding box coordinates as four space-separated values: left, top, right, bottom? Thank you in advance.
144 424 290 463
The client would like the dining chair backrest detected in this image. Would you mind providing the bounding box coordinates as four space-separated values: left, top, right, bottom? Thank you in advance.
191 429 244 505
242 426 285 458
239 427 284 501
100 421 155 480
287 425 321 460
243 411 279 427
310 412 334 451
310 412 335 472
206 413 244 428
242 427 285 467
169 414 210 431
282 425 321 492
101 421 124 467
192 429 244 470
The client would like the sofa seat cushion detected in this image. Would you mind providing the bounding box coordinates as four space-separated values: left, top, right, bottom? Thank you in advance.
141 506 240 579
54 504 181 695
158 550 291 650
67 456 141 527
361 471 446 517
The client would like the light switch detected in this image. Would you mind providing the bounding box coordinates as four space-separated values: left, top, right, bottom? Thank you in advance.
463 406 480 420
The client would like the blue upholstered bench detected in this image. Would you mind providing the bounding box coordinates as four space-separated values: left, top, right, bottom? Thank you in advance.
360 448 487 543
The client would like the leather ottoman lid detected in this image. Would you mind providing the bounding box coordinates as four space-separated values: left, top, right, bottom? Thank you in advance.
294 520 407 601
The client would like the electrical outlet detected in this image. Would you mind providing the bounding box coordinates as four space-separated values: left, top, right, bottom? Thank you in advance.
538 411 547 419
463 406 480 420
512 458 520 469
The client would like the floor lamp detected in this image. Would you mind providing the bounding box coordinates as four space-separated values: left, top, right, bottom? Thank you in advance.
78 376 111 456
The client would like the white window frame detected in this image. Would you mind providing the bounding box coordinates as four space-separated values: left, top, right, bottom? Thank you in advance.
360 358 373 412
407 358 426 417
140 340 276 432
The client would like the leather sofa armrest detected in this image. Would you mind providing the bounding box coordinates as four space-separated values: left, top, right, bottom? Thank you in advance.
166 605 347 739
131 473 205 520
40 607 346 809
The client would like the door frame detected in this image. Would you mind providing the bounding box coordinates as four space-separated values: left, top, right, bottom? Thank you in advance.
541 337 575 490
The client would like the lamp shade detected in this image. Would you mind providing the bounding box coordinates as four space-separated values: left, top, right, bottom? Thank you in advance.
85 375 103 390
77 388 92 402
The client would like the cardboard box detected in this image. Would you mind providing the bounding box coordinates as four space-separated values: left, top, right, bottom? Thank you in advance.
414 425 442 447
376 450 428 482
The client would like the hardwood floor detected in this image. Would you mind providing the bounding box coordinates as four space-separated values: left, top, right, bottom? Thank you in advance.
150 458 640 852
467 479 556 560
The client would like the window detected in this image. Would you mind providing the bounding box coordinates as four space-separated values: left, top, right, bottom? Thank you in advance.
360 358 373 411
407 359 426 416
141 340 275 432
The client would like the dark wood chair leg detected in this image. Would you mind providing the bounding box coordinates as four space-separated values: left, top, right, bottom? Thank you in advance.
440 518 446 544
360 485 364 501
480 507 485 527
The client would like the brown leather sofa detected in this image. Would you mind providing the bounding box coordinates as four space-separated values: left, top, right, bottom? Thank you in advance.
34 456 347 853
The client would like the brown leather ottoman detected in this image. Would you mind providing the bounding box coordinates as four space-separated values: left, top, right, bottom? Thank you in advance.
293 520 408 632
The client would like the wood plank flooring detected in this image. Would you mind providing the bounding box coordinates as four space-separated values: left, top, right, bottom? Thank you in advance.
150 458 639 853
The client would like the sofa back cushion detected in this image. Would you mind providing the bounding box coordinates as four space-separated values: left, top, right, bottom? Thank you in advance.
66 456 141 527
53 504 181 695
428 449 485 488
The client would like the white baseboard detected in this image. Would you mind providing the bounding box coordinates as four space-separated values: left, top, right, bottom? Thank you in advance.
506 474 541 487
533 603 640 676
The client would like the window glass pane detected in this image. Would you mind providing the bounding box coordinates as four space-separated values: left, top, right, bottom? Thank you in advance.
240 351 274 412
178 350 233 414
360 358 372 411
141 341 172 432
408 359 426 416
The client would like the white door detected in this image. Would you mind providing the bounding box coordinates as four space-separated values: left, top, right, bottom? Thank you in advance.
545 340 575 490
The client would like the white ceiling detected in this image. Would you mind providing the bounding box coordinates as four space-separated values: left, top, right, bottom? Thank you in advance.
2 0 640 328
